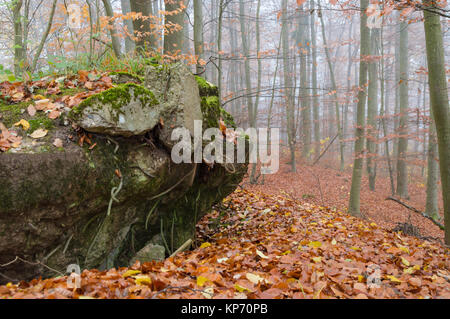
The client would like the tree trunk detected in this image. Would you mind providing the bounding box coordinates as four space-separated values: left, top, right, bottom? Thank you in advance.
423 0 450 244
348 0 369 217
318 0 344 170
299 5 311 161
310 0 320 160
164 0 185 58
101 0 122 58
396 19 409 199
425 118 439 220
367 28 379 191
30 0 58 73
193 0 204 74
130 0 156 55
13 0 24 77
282 0 296 172
121 0 135 54
239 0 257 182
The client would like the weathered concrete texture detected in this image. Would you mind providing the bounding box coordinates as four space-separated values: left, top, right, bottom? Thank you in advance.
0 63 247 284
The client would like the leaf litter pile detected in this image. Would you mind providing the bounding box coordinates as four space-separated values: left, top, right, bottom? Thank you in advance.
0 188 448 299
0 70 122 152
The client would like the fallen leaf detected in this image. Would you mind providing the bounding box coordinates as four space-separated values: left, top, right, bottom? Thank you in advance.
29 129 48 139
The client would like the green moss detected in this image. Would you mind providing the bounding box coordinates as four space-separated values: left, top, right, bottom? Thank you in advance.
109 72 144 84
0 100 33 128
28 115 54 133
195 76 219 97
70 83 159 122
201 96 235 129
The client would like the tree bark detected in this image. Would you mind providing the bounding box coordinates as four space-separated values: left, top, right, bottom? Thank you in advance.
121 0 135 54
130 0 156 55
193 0 204 74
348 0 370 217
318 1 344 170
396 19 409 199
30 0 58 73
310 0 320 160
423 0 450 244
164 0 185 58
282 0 296 172
101 0 122 58
367 28 379 191
13 0 24 77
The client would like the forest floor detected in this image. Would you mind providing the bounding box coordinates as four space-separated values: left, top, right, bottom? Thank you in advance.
246 153 445 242
0 155 449 299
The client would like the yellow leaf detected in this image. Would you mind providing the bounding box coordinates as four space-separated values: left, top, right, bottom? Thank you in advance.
308 241 322 248
33 94 46 100
396 244 410 254
350 247 361 251
358 275 364 283
312 257 322 263
404 267 417 275
122 270 141 278
197 276 210 287
14 119 30 131
135 275 152 286
246 273 264 284
234 283 252 293
386 275 403 283
200 242 212 249
401 257 410 267
256 250 269 259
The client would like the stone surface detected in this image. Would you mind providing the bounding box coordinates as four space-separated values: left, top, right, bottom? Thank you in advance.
130 243 166 264
144 63 203 148
0 65 248 284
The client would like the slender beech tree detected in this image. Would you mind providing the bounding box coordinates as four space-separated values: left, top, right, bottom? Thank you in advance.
282 0 296 172
396 18 409 199
30 0 58 73
423 0 450 244
193 0 203 74
164 0 185 58
130 0 157 55
101 0 122 58
348 0 370 217
366 28 379 191
318 1 344 170
310 0 320 159
298 5 311 161
121 0 135 54
238 0 257 182
12 0 24 77
425 117 439 220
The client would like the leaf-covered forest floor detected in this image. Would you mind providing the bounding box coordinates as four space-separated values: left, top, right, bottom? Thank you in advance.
0 155 449 299
247 155 445 242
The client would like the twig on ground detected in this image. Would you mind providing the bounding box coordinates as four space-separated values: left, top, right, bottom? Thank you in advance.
386 197 445 230
169 239 193 258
